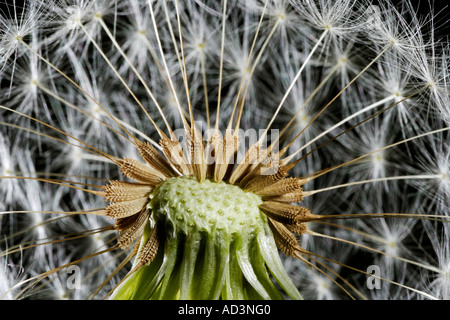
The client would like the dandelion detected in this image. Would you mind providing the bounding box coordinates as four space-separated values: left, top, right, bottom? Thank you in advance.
0 0 449 300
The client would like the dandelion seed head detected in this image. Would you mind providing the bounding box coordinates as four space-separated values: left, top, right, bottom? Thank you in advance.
291 0 362 35
263 0 297 29
65 5 83 30
311 273 334 300
1 0 450 301
384 234 401 256
371 150 385 172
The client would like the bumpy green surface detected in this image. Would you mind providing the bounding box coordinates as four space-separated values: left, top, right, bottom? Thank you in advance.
148 176 265 235
111 176 302 300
